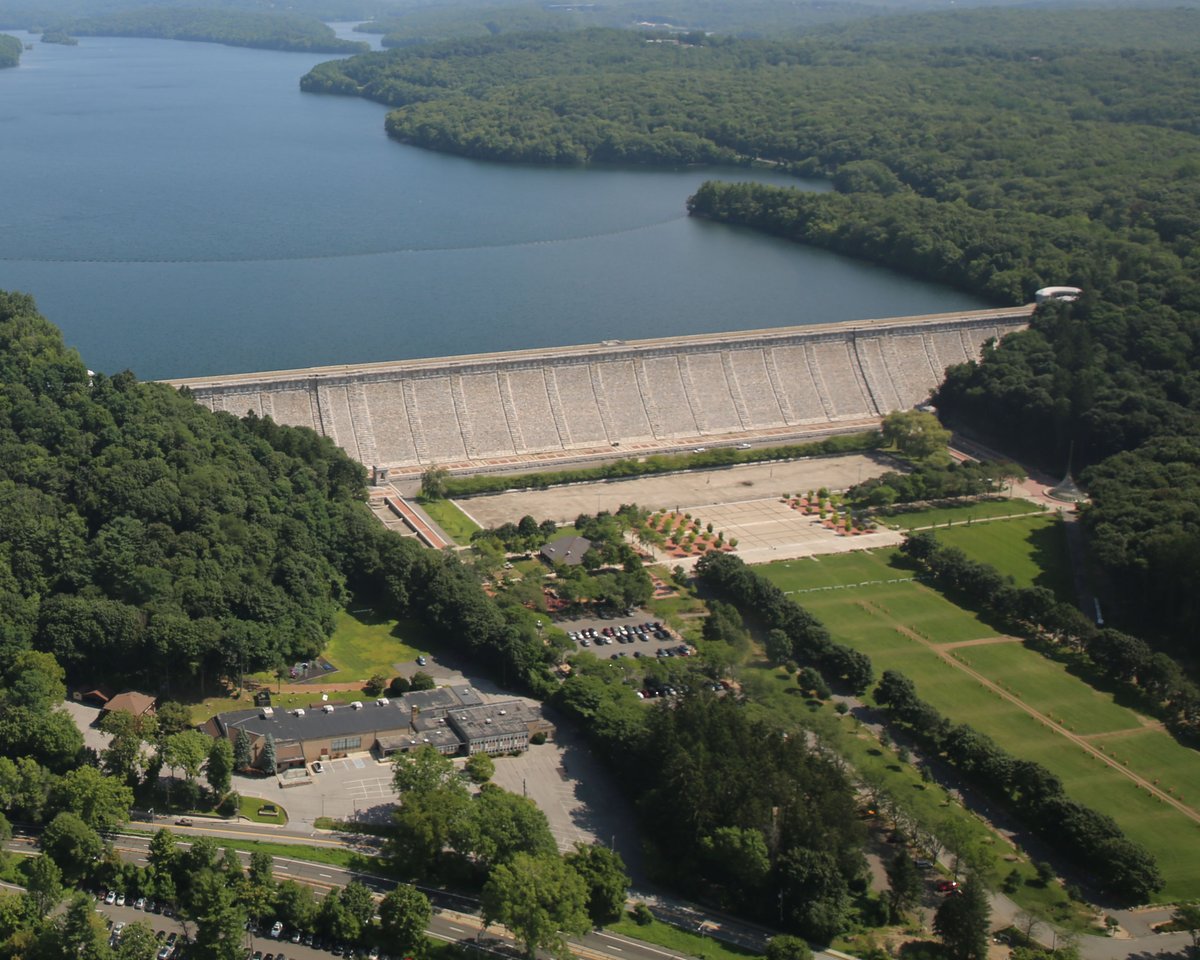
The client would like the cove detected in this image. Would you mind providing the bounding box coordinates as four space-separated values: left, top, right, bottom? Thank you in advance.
0 32 990 380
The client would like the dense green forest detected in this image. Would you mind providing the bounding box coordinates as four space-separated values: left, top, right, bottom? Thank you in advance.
355 0 889 48
0 31 19 64
303 7 1200 648
0 291 556 698
58 9 367 52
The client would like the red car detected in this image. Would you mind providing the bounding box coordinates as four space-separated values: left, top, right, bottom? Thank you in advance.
936 880 959 893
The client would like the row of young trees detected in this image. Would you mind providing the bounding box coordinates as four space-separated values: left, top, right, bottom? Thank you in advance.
900 532 1200 739
693 552 874 693
692 546 1163 903
874 670 1161 902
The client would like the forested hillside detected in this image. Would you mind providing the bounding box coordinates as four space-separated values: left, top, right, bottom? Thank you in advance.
356 0 888 48
61 8 367 52
0 292 555 697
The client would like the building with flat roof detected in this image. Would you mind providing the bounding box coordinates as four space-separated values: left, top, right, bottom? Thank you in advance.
203 686 552 770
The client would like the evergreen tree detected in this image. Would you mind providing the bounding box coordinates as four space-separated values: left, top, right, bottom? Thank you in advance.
261 734 277 775
885 848 922 920
934 877 990 960
234 730 252 771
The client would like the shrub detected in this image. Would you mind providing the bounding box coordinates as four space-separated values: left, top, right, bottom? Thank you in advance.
530 731 547 745
630 903 654 926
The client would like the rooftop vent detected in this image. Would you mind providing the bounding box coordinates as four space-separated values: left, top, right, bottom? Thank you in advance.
499 710 506 716
485 718 492 725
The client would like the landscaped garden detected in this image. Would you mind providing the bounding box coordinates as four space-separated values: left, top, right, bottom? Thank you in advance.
640 508 736 557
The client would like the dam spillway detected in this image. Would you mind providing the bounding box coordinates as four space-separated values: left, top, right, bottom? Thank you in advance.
166 306 1033 475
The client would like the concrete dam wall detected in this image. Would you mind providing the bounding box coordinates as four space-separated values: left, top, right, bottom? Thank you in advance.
167 306 1032 474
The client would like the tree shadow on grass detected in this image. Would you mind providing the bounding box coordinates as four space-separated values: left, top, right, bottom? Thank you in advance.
1026 521 1074 601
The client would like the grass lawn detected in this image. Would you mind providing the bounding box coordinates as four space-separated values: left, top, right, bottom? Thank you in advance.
1100 729 1200 813
322 608 432 680
239 795 288 825
881 498 1044 530
754 550 1200 900
607 916 761 960
932 514 1073 599
950 642 1140 737
417 496 481 544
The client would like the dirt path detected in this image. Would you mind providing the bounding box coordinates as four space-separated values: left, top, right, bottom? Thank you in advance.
861 594 1200 824
938 636 1023 650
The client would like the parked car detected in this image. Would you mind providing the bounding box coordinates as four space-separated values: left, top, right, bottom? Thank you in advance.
936 880 959 893
105 891 116 905
135 897 146 910
270 921 284 939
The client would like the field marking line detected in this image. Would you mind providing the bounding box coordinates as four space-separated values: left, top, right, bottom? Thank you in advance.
863 593 1200 824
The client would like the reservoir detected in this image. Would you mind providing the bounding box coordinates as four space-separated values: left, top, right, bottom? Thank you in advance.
0 32 989 380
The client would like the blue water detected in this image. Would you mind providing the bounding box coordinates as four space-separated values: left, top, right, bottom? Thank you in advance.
0 32 989 379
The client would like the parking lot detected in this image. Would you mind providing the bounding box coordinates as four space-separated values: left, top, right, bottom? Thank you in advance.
557 611 692 662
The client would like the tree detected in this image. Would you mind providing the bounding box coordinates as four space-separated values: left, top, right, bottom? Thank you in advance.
234 730 252 771
156 702 194 740
116 921 161 960
421 465 449 499
189 870 247 960
934 877 990 960
1172 903 1200 955
464 752 495 784
765 629 793 665
881 410 951 459
565 843 629 927
41 812 105 879
164 730 211 783
778 847 851 945
274 881 317 934
482 853 590 959
261 733 277 775
337 882 377 944
49 764 134 830
23 854 63 917
885 848 922 920
206 739 235 797
378 885 431 957
393 744 461 796
455 783 557 867
59 890 110 960
766 936 813 960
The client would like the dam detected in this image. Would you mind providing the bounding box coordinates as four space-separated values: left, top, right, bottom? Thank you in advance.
167 306 1033 476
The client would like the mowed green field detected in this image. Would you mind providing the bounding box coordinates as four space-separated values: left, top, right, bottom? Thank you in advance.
932 513 1073 598
951 642 1140 736
883 497 1044 529
757 540 1200 900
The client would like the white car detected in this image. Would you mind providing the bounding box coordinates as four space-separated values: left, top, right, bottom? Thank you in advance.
311 761 324 773
270 921 284 939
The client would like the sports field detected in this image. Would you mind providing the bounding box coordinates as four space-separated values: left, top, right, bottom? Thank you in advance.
757 536 1200 900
